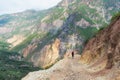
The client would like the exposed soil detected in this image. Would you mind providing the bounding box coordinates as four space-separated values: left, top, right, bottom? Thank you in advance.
22 54 119 80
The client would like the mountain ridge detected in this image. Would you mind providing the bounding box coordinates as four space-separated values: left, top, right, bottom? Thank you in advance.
20 0 120 68
0 0 120 68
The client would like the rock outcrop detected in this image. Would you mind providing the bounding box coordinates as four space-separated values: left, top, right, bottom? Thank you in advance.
35 39 60 68
23 39 60 68
80 15 120 69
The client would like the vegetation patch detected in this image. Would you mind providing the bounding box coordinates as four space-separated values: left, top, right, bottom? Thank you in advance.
0 50 40 80
111 11 120 21
0 40 11 50
77 27 98 41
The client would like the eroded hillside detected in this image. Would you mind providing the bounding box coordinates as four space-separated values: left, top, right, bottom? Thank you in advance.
0 0 120 68
80 13 120 69
19 0 120 68
22 12 120 80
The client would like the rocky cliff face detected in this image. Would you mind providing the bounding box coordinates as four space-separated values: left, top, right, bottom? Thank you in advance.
80 15 120 69
22 13 84 68
23 39 60 68
20 0 120 68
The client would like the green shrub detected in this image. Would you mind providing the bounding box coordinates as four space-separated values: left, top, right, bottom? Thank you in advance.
111 12 120 21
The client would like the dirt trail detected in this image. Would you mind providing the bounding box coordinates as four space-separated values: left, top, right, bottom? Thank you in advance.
22 54 119 80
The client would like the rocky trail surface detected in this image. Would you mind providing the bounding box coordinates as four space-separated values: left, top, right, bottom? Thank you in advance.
22 54 119 80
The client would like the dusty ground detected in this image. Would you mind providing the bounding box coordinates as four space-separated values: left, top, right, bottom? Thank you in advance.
22 54 120 80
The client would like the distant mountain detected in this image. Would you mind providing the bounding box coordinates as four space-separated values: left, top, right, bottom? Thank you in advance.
0 0 120 68
0 10 48 47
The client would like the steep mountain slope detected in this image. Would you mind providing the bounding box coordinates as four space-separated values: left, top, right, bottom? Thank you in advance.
22 12 120 80
19 0 120 68
0 0 120 68
80 13 120 69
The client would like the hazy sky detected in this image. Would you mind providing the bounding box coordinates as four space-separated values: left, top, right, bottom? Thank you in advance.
0 0 62 15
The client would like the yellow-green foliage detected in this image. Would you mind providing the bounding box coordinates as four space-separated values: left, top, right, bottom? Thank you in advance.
111 12 120 21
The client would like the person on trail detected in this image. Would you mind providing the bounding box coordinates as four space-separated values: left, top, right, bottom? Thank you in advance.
71 51 74 59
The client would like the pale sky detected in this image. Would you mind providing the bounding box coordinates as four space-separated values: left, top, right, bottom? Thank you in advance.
0 0 62 15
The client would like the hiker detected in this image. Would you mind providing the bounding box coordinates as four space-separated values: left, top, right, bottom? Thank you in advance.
71 51 74 59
